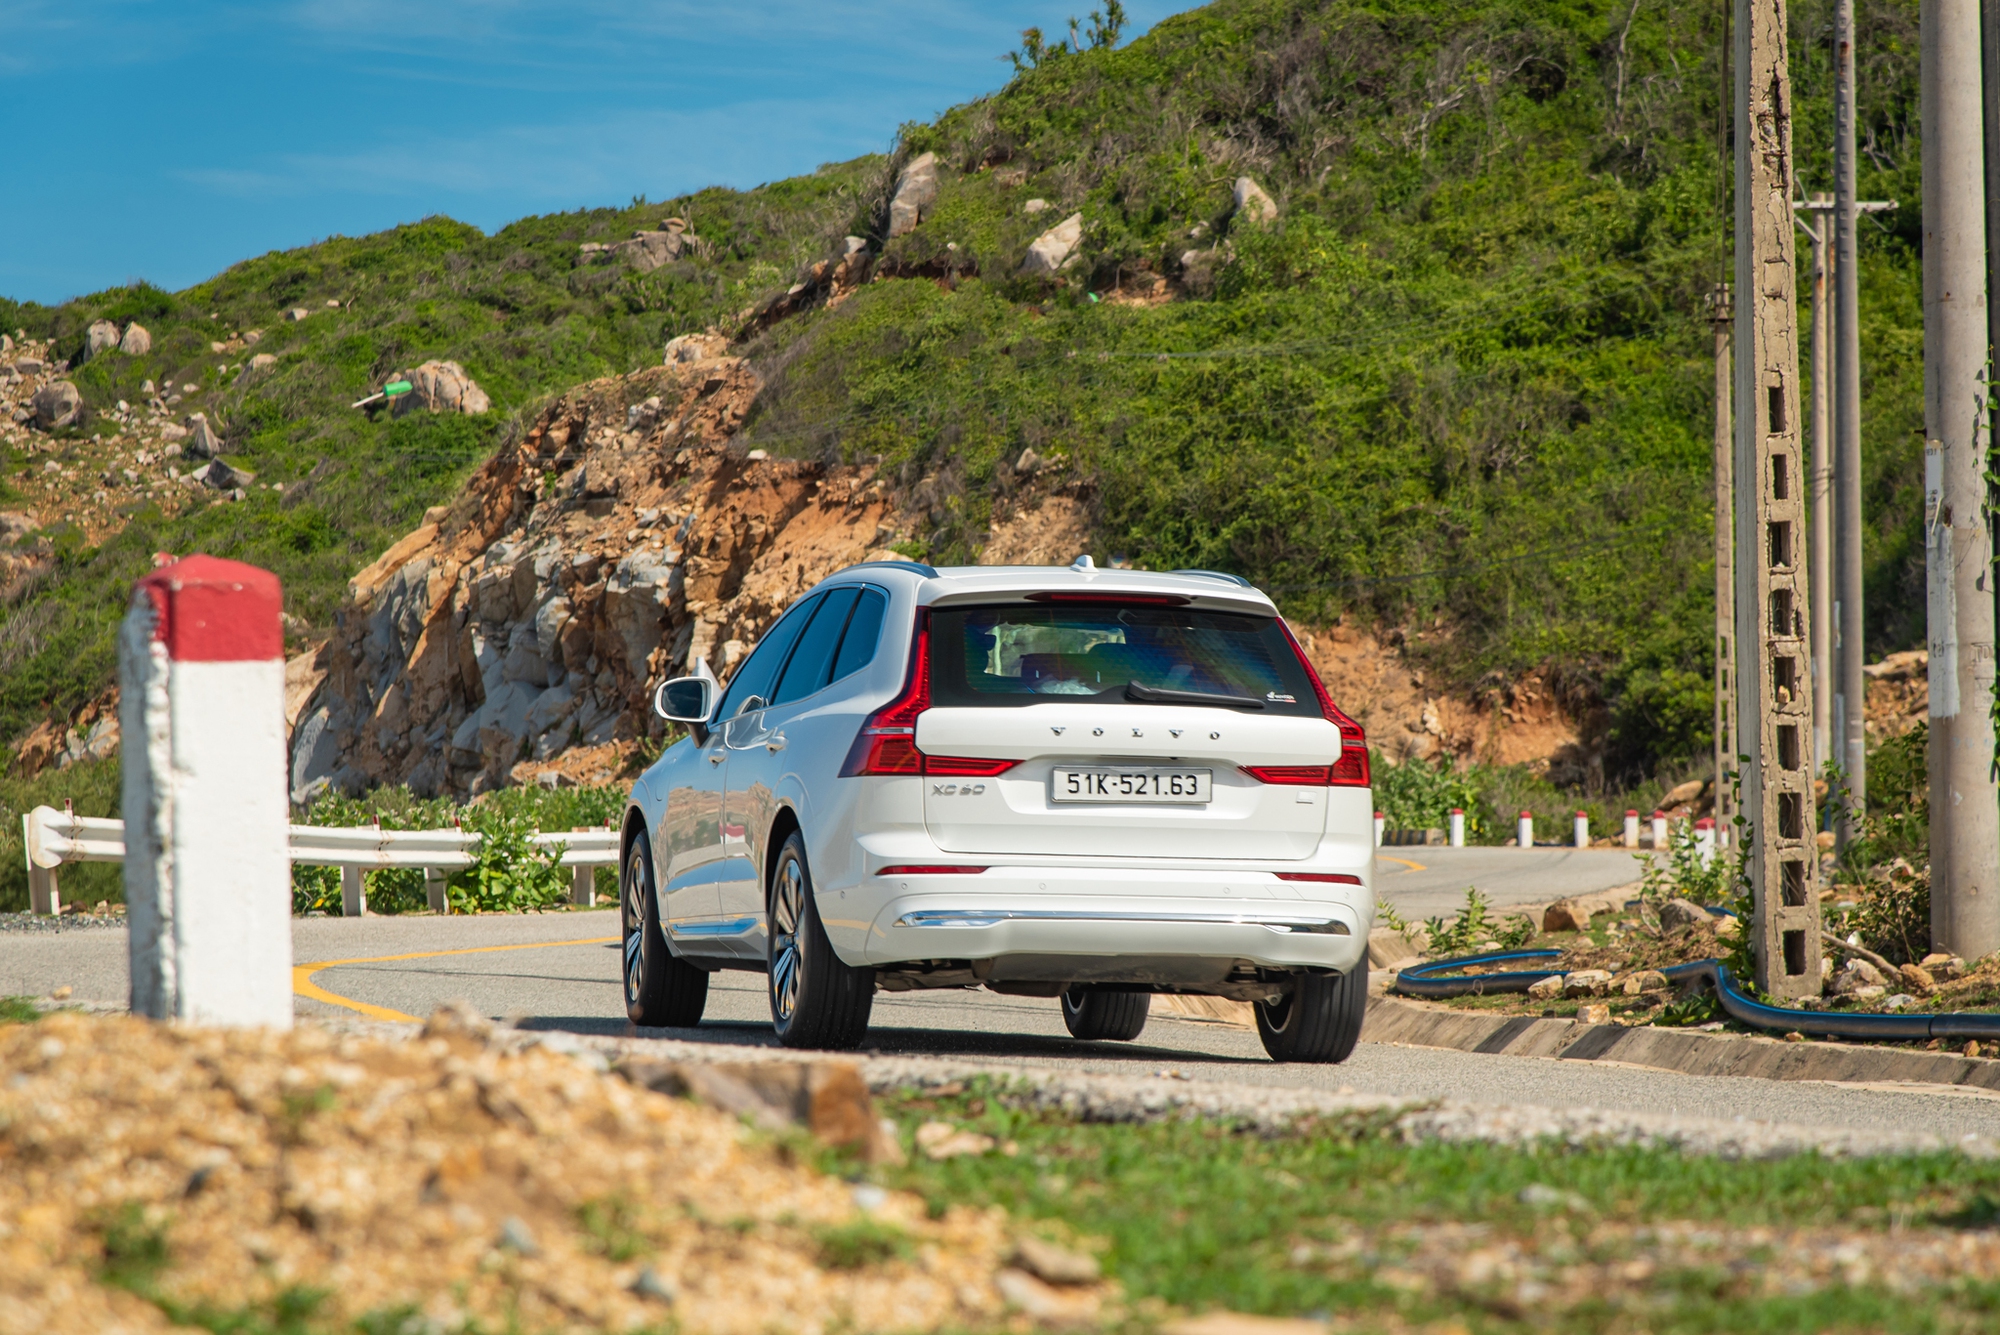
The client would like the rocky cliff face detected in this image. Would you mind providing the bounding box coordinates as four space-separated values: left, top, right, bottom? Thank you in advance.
290 343 902 801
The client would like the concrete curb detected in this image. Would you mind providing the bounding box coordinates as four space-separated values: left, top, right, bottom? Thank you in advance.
1364 994 2000 1093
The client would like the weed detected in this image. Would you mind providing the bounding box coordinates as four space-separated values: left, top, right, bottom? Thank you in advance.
0 995 41 1024
1422 887 1535 955
576 1195 650 1262
97 1201 170 1291
811 1218 912 1270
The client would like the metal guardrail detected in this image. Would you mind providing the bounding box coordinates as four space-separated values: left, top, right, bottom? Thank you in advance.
21 804 619 917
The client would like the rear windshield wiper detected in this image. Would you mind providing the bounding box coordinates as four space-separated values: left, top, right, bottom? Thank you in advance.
1124 682 1267 710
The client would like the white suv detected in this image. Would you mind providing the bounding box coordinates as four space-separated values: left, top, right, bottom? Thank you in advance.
620 559 1375 1061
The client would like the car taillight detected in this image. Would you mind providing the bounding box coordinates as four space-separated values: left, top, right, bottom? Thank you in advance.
840 612 1020 778
877 865 989 876
1240 764 1332 786
1274 872 1364 885
1275 618 1371 788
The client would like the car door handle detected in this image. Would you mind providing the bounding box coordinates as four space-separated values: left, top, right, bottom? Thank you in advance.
766 734 787 753
708 752 724 765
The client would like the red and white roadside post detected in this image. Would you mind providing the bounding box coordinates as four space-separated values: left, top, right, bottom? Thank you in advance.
1623 809 1641 849
118 555 292 1028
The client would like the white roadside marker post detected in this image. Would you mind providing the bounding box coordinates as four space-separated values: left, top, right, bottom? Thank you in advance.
1448 808 1465 848
1573 811 1590 849
1517 810 1534 849
118 555 292 1028
1622 809 1640 849
1372 811 1385 848
1651 810 1668 850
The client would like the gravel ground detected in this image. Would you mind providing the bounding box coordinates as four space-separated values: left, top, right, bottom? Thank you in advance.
0 909 127 934
0 1007 1102 1335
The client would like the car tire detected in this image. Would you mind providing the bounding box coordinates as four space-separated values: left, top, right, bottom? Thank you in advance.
622 833 709 1027
768 831 875 1049
1060 986 1150 1041
1255 961 1367 1063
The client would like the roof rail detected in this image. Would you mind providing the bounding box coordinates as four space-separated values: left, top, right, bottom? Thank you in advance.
1170 569 1254 588
844 559 939 578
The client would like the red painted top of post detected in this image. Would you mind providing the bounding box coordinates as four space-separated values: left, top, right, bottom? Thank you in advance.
137 555 283 662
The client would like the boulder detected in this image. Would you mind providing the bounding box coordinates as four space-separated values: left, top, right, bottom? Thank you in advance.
31 381 81 430
182 412 222 459
285 307 310 322
1526 974 1565 1000
664 332 728 364
1829 958 1886 995
1021 212 1085 276
248 352 276 369
1661 777 1707 808
1023 198 1051 215
118 323 152 355
12 357 43 376
390 361 490 417
887 152 940 237
1233 176 1278 224
85 320 121 359
195 457 255 490
1656 898 1713 933
1541 899 1594 933
612 230 686 273
1561 969 1614 998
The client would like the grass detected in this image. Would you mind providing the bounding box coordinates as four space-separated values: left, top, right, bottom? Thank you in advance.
0 0 1933 794
844 1082 2000 1331
0 996 42 1024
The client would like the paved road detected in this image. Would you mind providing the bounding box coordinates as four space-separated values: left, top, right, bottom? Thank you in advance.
13 882 2000 1145
1373 846 1649 920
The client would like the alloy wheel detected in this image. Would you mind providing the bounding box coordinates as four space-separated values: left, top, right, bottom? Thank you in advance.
770 856 805 1022
622 843 647 1003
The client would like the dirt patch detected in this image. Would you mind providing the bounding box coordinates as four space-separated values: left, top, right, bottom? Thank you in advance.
0 1008 1057 1335
978 494 1093 567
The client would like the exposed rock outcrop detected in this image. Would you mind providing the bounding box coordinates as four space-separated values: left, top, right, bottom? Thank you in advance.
117 323 152 355
389 361 490 417
293 348 901 800
577 218 704 273
1021 213 1084 276
31 382 80 430
84 320 120 360
887 153 940 237
1233 176 1278 224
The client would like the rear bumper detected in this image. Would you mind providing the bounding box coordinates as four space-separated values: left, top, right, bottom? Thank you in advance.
855 865 1373 976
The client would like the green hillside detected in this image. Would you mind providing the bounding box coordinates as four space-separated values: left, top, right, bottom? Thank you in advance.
0 0 1926 783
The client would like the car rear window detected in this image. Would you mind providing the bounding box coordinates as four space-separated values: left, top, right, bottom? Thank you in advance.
928 602 1320 716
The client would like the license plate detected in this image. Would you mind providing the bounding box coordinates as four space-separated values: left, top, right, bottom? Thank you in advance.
1050 767 1212 804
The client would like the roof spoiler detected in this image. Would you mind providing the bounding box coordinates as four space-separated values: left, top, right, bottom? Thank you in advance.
1170 569 1254 588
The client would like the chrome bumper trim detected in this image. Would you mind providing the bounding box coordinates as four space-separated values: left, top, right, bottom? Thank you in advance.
891 908 1351 935
666 915 760 939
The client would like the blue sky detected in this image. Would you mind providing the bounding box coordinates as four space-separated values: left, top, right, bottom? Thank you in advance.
1 1 1187 306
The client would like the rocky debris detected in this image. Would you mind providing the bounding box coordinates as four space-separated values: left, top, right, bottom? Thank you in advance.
1621 969 1670 995
1161 1314 1328 1335
887 151 940 236
1233 176 1278 224
916 1120 998 1159
83 319 121 359
1526 973 1565 1000
10 688 119 778
1656 898 1712 933
284 306 310 321
578 218 704 273
1012 1235 1101 1285
1575 1001 1612 1023
1021 212 1085 276
738 239 877 336
980 492 1090 565
389 360 491 417
295 348 900 799
117 322 151 355
247 352 275 369
1899 962 1939 995
1864 648 1927 740
665 331 730 364
1023 197 1051 214
31 380 81 429
0 1008 1038 1335
616 1057 903 1163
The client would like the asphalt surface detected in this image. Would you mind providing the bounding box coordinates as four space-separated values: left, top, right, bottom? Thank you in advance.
13 859 2000 1146
1372 845 1649 919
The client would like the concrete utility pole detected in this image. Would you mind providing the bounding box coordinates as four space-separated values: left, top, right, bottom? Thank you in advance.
1832 0 1867 845
1795 199 1834 774
1922 0 2000 959
1736 0 1822 998
1713 284 1737 842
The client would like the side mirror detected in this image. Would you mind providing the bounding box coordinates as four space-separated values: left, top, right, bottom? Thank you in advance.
653 675 716 724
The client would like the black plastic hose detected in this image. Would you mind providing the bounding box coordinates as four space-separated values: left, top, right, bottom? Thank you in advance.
1391 948 1564 998
1390 948 2000 1041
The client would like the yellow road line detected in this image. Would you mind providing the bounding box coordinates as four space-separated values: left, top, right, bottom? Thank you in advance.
1376 855 1427 872
292 936 619 1023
